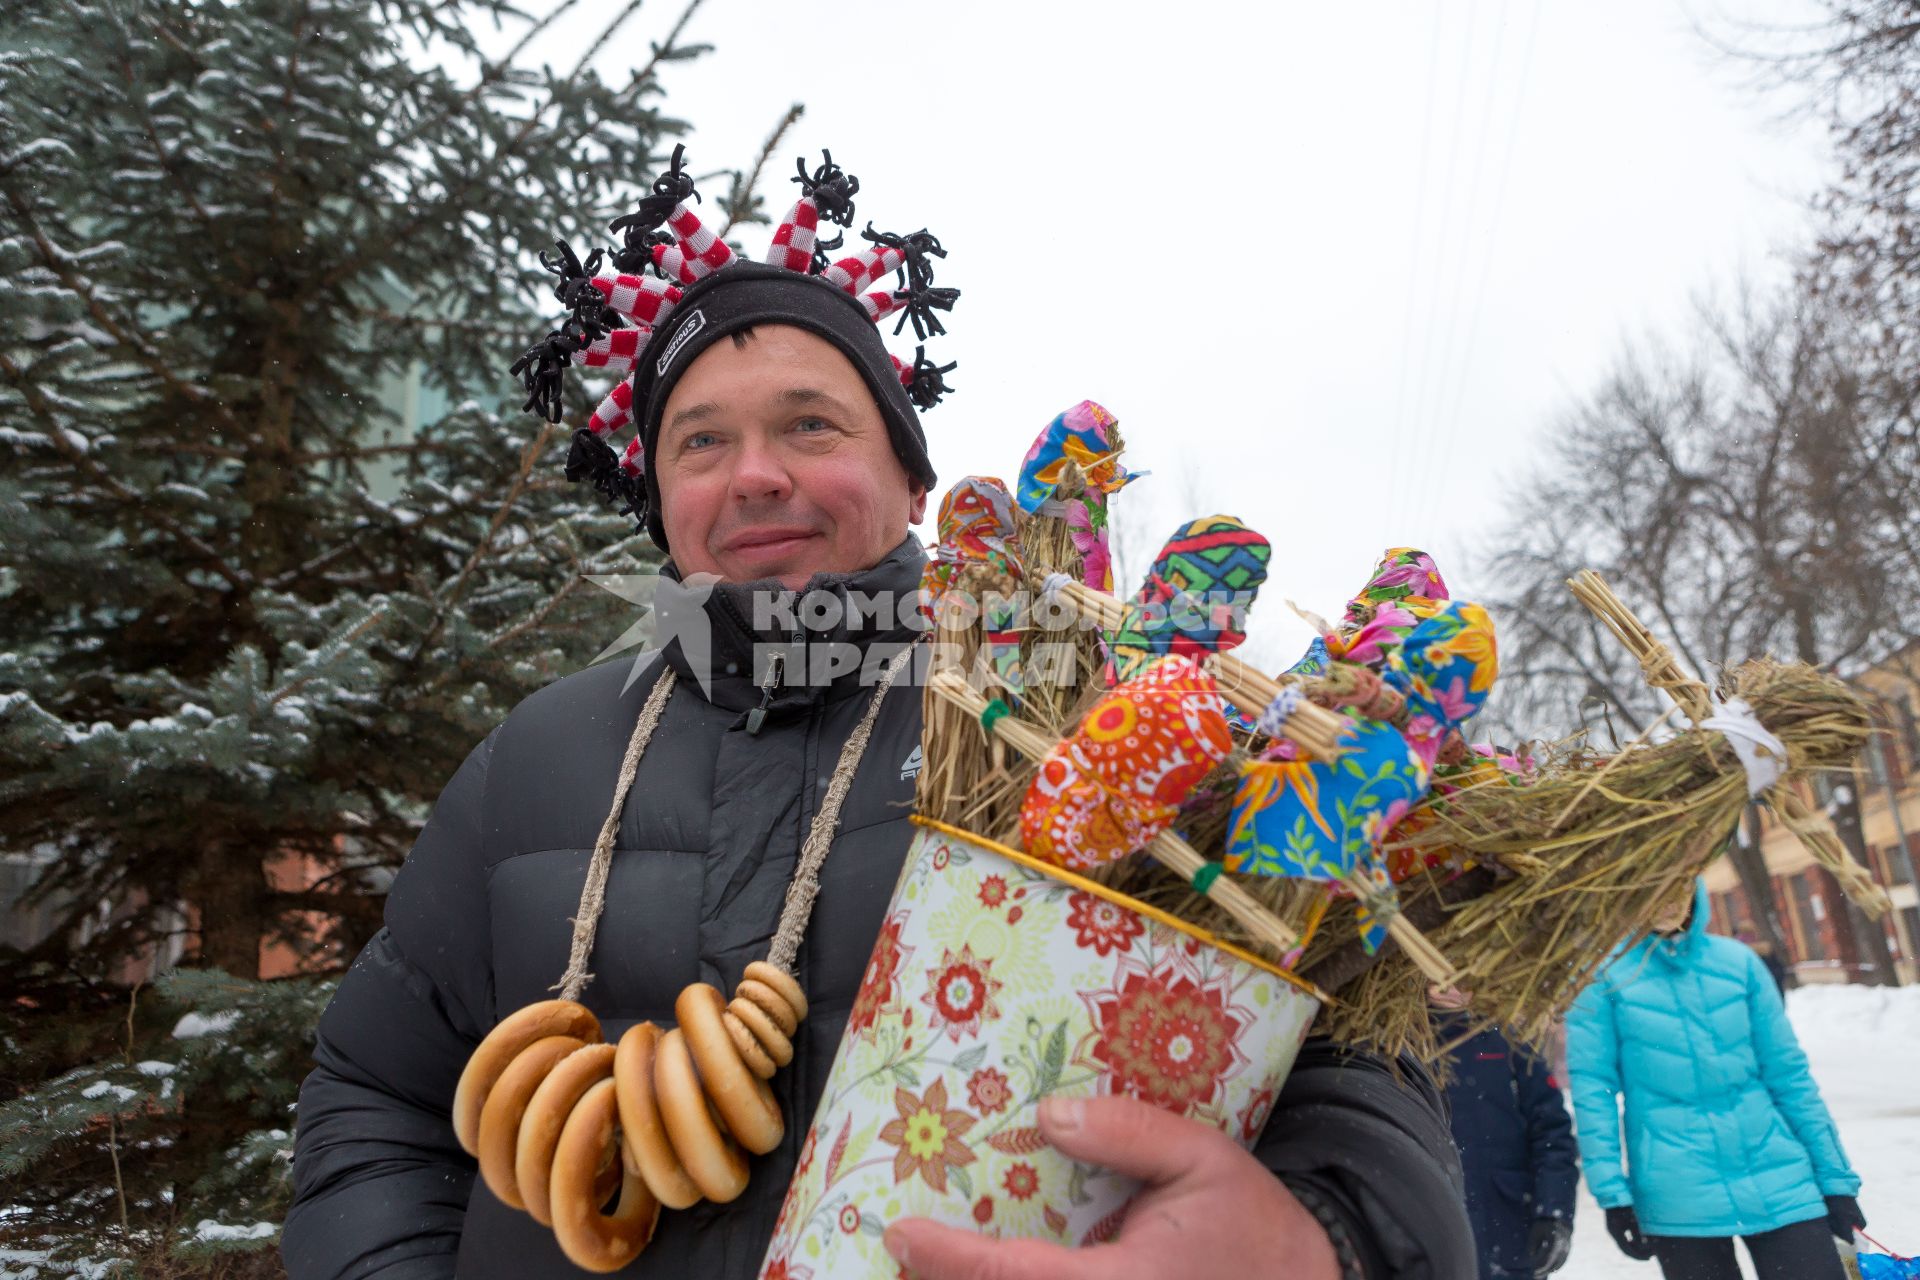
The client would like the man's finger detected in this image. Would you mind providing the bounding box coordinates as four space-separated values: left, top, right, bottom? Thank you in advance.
885 1217 1103 1280
1035 1093 1239 1186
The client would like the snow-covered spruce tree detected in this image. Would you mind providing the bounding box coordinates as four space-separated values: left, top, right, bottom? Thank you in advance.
0 0 787 1266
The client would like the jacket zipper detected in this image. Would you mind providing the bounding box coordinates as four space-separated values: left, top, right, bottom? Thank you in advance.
746 650 785 735
746 628 805 735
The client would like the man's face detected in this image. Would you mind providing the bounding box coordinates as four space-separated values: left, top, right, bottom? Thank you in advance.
655 325 928 589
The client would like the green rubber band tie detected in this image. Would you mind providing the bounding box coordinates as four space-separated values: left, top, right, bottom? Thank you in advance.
1190 862 1224 896
980 699 1012 734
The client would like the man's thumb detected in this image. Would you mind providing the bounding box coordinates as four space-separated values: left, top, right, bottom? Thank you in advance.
1036 1094 1230 1187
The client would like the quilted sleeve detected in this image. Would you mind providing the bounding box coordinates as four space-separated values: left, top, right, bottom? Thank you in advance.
1745 948 1859 1196
1565 979 1631 1209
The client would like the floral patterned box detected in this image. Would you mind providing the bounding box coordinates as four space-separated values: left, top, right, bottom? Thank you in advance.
759 820 1321 1278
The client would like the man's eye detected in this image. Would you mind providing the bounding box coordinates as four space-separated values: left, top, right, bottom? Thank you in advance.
794 417 832 434
685 431 718 450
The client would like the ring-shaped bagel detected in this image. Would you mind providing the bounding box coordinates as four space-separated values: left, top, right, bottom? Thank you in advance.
723 1010 778 1080
514 1042 617 1226
727 995 794 1068
476 1033 587 1209
734 978 799 1036
550 1077 661 1273
677 983 784 1156
653 1027 750 1203
453 999 600 1154
744 961 807 1023
612 1022 703 1210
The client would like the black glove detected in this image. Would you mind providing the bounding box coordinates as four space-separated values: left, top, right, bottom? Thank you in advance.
1605 1206 1656 1261
1825 1194 1865 1243
1528 1216 1573 1275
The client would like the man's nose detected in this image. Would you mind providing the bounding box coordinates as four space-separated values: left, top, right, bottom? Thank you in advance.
727 434 794 502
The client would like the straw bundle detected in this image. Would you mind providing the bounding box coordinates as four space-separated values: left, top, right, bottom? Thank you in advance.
1304 656 1873 1056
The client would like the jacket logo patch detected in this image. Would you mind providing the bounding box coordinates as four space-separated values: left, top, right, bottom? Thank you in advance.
900 745 923 781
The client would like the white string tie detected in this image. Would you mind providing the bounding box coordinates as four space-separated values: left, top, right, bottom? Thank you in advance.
1700 697 1789 797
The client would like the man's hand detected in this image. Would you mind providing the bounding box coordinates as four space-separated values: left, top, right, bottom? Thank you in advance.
882 1094 1341 1280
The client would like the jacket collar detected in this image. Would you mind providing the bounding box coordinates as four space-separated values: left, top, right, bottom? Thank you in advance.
659 536 928 716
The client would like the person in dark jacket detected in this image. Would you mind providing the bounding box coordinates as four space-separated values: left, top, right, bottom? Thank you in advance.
1567 879 1865 1280
283 228 1476 1279
1433 988 1578 1280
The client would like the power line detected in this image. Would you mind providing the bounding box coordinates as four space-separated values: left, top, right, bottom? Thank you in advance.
1416 0 1545 535
1387 4 1448 518
1399 0 1480 524
1410 0 1513 532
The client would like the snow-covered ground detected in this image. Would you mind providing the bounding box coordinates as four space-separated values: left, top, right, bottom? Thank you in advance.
1563 983 1920 1280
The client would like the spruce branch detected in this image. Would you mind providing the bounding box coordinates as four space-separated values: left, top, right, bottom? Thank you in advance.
718 102 806 238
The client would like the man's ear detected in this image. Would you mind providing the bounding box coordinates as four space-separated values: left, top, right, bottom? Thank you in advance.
907 484 929 525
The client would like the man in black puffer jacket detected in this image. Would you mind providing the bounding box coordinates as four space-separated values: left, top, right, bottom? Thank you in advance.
284 230 1475 1280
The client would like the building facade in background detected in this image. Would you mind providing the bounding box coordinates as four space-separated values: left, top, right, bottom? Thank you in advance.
1708 642 1920 984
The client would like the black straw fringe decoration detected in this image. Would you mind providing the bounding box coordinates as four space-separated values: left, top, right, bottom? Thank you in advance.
609 142 700 273
563 427 649 532
905 346 957 411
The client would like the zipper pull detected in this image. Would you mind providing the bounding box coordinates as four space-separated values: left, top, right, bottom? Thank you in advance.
746 651 785 735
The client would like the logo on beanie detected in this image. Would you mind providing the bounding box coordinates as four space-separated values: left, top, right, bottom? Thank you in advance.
656 308 706 375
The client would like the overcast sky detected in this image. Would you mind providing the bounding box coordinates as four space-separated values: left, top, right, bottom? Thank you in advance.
514 1 1835 663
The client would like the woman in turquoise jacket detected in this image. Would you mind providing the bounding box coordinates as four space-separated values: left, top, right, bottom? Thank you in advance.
1566 878 1866 1280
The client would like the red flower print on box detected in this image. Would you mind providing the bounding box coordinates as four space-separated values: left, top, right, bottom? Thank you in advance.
879 1078 978 1195
1237 1086 1277 1143
1002 1161 1040 1201
795 1126 818 1181
754 828 1324 1278
966 1066 1013 1115
921 943 1003 1042
1077 954 1252 1114
762 1254 812 1280
1066 891 1145 957
848 911 913 1045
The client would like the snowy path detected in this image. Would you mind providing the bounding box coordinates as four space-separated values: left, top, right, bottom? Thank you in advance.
1561 984 1920 1280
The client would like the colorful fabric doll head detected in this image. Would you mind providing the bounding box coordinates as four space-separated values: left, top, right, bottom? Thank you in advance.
1015 401 1140 592
511 146 958 547
1287 547 1452 678
1020 655 1234 872
1106 517 1272 684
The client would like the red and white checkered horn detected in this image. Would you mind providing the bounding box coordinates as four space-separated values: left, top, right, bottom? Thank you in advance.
859 289 909 325
589 264 680 328
576 328 645 375
586 377 633 440
766 196 821 274
652 202 736 285
767 152 860 274
822 240 907 296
